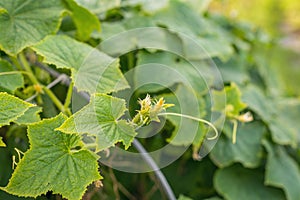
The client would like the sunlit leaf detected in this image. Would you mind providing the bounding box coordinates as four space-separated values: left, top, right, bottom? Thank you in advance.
65 0 101 41
1 114 101 200
212 83 247 118
0 137 5 147
57 94 137 151
14 107 42 125
0 92 34 127
32 35 129 94
0 0 65 56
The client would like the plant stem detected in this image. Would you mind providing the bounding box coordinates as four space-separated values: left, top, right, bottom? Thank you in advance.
84 143 97 149
132 139 176 200
19 52 39 85
19 52 70 115
42 86 69 115
0 71 29 76
158 112 219 140
127 52 135 70
10 56 23 70
108 168 121 200
232 119 238 144
64 81 73 113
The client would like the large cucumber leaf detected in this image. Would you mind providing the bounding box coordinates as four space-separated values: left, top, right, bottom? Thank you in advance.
32 35 129 94
214 165 285 200
242 86 298 147
210 121 265 168
0 0 65 56
1 114 101 200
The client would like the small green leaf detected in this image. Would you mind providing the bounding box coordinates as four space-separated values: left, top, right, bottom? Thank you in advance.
14 106 42 125
212 83 247 118
65 0 101 41
0 137 5 147
263 140 300 200
0 92 34 127
210 121 265 168
0 59 24 93
214 165 285 200
58 94 137 151
2 114 101 200
0 0 65 56
32 35 129 94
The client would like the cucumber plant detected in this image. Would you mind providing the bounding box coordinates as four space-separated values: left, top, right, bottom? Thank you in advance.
0 0 299 200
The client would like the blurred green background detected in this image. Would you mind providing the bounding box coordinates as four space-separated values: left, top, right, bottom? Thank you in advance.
209 0 300 96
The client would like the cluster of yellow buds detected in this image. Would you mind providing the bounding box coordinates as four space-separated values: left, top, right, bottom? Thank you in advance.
132 94 174 127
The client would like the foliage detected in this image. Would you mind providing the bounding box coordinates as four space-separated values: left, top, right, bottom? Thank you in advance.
0 0 299 200
210 0 300 36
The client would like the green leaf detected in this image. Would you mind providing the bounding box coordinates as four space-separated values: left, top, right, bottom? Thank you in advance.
153 0 234 60
74 0 120 15
178 194 193 200
64 0 101 41
212 83 247 118
263 140 300 200
214 56 249 84
0 59 24 93
32 35 129 94
136 51 209 94
210 121 265 168
100 26 183 57
14 106 42 125
0 137 5 147
0 92 34 127
2 114 101 200
242 86 297 147
57 94 137 151
214 165 285 200
0 0 65 56
97 22 126 40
